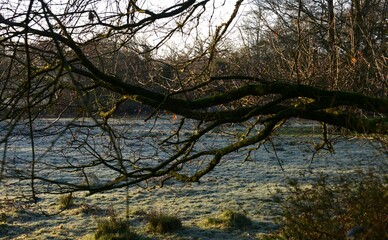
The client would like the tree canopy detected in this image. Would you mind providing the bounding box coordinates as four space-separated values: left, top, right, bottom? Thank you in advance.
0 0 386 197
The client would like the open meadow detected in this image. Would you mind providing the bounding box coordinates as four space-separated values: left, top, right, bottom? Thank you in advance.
0 119 386 239
0 119 387 239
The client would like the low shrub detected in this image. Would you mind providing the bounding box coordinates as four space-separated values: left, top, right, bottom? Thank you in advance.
203 209 252 230
146 210 182 233
275 171 388 239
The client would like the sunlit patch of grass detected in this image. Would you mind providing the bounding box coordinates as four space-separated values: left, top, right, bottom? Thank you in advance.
272 171 388 239
256 232 284 240
202 209 252 230
146 210 182 233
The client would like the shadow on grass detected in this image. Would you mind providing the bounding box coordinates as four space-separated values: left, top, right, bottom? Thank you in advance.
0 223 32 239
156 220 280 240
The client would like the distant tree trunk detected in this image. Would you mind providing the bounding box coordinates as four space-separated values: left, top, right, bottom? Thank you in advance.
327 0 338 89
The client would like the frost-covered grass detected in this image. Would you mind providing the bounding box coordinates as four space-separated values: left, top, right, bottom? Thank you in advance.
0 120 386 239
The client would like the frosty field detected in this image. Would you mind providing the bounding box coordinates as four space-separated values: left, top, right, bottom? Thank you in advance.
0 118 386 239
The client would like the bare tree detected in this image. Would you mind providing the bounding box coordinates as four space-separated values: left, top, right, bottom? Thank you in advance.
0 0 386 200
247 0 386 92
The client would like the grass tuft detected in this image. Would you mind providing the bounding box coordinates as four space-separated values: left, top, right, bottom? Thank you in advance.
94 214 141 240
146 210 182 233
203 209 252 230
57 193 74 210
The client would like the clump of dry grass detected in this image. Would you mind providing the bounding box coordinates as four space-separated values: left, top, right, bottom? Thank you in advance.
146 210 182 233
79 203 103 215
274 171 388 239
57 193 74 210
94 211 141 240
203 209 252 230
